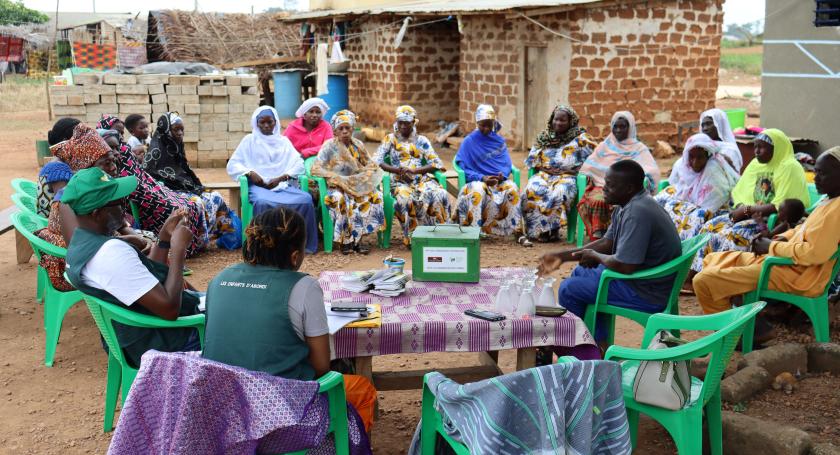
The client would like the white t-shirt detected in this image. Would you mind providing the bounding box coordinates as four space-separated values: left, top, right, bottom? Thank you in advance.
287 275 329 340
127 135 149 149
79 239 159 306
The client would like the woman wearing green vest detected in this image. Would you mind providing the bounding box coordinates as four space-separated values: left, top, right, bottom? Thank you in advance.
202 207 377 432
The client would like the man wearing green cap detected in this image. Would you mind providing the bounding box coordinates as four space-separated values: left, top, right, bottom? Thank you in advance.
63 167 201 367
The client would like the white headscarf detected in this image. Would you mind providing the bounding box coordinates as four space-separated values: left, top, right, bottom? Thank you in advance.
226 106 305 187
668 133 740 211
700 108 742 172
295 97 330 119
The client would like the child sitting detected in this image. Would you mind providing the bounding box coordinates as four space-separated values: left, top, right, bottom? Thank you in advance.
202 207 377 433
124 114 150 163
754 198 806 240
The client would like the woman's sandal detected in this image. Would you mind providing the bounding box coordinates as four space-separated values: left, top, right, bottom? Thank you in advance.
517 236 534 247
354 242 370 255
341 243 354 255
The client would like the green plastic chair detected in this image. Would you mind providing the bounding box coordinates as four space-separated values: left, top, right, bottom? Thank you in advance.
11 193 42 220
281 371 351 455
237 172 311 245
419 372 469 455
523 167 582 245
741 244 840 353
451 158 521 193
584 234 710 345
11 177 38 200
605 301 766 455
11 211 83 367
81 293 206 432
380 153 446 247
305 156 393 253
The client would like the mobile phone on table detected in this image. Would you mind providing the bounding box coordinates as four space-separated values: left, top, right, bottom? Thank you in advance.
464 309 506 322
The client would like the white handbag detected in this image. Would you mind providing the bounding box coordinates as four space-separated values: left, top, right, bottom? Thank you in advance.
632 330 692 410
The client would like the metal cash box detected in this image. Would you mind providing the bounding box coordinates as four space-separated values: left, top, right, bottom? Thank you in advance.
410 224 480 283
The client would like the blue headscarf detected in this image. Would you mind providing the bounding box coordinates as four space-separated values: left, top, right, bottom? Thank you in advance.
38 161 74 184
455 105 511 183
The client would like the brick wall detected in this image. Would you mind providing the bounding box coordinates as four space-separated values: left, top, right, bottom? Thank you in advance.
345 17 403 128
344 18 460 130
459 0 723 149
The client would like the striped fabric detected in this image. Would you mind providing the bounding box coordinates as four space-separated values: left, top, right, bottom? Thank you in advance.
319 268 596 359
415 360 631 454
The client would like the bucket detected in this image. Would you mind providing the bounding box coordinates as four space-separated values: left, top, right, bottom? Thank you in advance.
35 140 51 166
272 69 304 119
319 73 349 120
724 108 747 130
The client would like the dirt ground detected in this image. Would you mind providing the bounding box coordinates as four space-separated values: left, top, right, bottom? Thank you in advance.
0 70 828 454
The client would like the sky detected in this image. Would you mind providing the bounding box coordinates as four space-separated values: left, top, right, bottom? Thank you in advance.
21 0 766 25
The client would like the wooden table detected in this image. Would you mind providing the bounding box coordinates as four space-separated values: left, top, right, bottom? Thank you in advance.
320 268 598 391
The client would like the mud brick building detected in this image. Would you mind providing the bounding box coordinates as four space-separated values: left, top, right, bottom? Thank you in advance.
288 0 723 149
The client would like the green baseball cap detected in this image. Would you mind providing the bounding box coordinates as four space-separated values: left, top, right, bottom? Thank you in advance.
61 168 138 215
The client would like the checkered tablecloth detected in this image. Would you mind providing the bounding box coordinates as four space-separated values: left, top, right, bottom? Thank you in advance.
320 268 596 359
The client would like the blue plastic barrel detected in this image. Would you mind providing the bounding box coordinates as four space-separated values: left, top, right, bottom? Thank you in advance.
272 69 304 118
320 73 349 120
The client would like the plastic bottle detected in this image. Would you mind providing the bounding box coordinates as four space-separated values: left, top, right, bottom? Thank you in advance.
538 277 557 308
515 283 536 318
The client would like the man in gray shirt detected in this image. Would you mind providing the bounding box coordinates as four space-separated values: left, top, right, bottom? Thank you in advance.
539 160 681 343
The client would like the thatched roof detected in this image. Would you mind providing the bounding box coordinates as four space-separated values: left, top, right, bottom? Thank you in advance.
147 10 299 66
0 24 51 48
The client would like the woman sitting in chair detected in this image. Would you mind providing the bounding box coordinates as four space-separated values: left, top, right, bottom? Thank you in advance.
690 129 809 273
145 113 230 253
454 104 522 237
227 106 317 254
521 105 596 246
203 207 377 433
700 108 743 172
577 111 659 241
374 105 449 248
655 133 739 240
311 110 385 255
284 97 333 159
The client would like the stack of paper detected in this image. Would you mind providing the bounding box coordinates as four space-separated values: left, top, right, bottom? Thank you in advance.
340 271 375 293
340 269 409 297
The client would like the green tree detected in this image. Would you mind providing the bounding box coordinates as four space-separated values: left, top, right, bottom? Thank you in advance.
0 0 49 25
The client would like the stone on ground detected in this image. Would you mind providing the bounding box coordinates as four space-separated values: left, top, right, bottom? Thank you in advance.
722 411 812 455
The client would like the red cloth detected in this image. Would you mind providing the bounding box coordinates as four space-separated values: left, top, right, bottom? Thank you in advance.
284 118 333 159
0 36 23 62
72 41 116 70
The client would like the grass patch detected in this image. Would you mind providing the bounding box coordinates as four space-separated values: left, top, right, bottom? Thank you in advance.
720 52 763 76
721 39 760 49
0 75 48 112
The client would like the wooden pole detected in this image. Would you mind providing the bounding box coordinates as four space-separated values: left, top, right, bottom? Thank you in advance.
45 0 60 120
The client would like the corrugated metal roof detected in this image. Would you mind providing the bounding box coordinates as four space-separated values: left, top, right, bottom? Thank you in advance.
286 0 600 20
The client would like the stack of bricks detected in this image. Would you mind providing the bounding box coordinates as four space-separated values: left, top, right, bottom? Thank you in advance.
49 73 260 167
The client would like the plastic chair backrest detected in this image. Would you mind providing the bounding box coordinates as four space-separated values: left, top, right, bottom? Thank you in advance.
11 193 40 218
83 295 131 371
617 305 757 402
641 302 765 406
11 178 38 199
10 211 59 262
807 183 820 208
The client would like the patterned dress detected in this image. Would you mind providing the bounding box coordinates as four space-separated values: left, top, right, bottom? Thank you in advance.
522 133 596 239
690 214 761 272
115 145 211 256
35 200 73 292
315 138 386 246
456 180 522 236
654 186 725 241
375 132 451 246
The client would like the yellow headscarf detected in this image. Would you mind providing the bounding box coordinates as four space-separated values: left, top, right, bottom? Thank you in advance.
730 128 809 208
